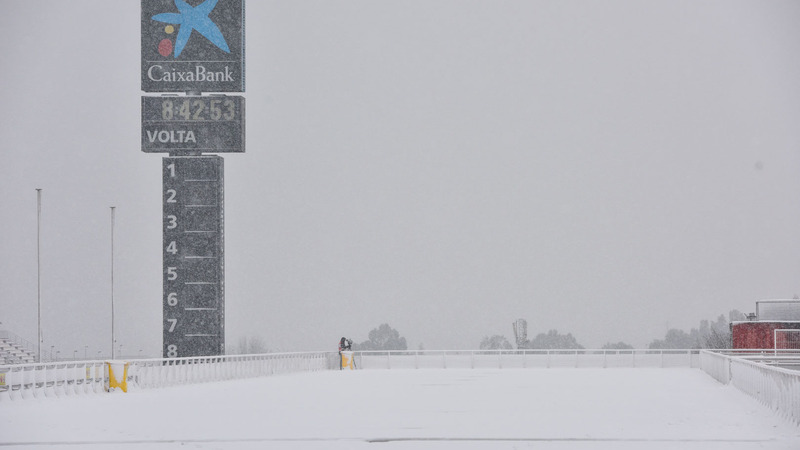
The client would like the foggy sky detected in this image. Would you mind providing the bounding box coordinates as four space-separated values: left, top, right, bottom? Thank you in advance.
1 0 799 357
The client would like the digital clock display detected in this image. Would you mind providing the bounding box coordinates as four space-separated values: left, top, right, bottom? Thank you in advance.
141 96 245 153
158 98 237 121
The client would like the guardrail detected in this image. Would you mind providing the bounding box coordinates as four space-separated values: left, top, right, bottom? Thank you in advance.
355 349 701 370
133 352 337 389
0 352 339 400
0 360 108 400
700 350 800 424
5 349 763 403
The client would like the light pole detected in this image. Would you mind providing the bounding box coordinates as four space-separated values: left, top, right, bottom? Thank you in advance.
84 345 88 359
73 350 77 360
36 188 42 363
50 345 54 362
110 206 116 360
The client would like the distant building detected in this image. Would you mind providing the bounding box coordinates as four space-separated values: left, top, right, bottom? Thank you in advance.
731 300 800 349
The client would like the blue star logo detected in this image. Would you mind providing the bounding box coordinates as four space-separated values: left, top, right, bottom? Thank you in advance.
152 0 231 58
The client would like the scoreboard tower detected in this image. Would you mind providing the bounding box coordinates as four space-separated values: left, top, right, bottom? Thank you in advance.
141 0 245 358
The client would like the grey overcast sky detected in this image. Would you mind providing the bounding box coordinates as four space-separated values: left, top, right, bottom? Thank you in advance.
1 0 800 356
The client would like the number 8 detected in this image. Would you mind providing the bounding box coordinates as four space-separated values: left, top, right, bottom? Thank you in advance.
167 344 178 358
162 100 173 120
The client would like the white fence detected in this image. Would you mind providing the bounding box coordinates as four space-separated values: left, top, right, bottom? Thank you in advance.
0 360 108 399
0 349 701 400
12 347 800 423
355 349 701 370
700 350 800 424
0 352 338 400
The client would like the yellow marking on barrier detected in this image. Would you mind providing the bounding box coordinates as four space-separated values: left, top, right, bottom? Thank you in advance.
107 363 129 393
0 372 5 386
340 352 354 370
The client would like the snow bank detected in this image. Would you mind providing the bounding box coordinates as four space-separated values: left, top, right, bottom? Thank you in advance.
0 368 797 449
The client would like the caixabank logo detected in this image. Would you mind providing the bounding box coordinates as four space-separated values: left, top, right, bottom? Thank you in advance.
142 0 244 93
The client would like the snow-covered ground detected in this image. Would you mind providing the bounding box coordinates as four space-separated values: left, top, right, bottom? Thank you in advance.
1 368 797 449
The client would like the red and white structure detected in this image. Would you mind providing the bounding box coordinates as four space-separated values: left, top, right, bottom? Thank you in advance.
731 300 800 349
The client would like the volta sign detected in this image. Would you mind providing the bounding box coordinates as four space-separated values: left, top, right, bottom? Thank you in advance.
141 95 245 153
141 0 245 93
